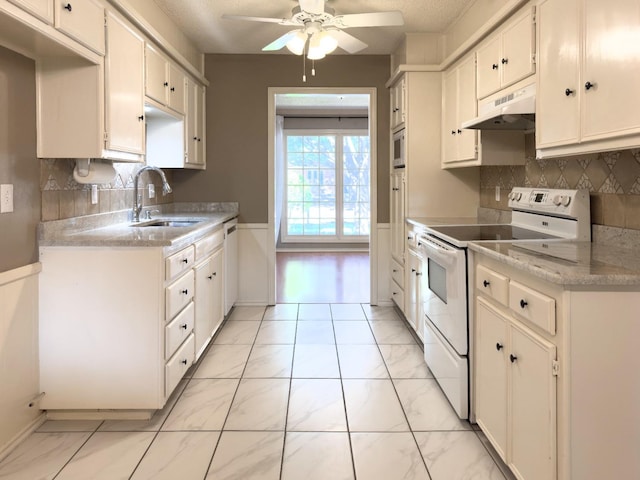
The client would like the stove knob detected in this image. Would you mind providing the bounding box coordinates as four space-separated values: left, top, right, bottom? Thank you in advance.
561 196 571 207
515 192 522 201
553 194 562 206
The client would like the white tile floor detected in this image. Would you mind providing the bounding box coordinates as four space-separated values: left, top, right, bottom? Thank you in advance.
0 304 513 480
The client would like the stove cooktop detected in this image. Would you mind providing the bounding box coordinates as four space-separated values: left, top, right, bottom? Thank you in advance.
425 224 559 247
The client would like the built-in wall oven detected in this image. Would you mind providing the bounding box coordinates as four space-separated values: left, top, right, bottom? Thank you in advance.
419 187 591 419
392 129 405 169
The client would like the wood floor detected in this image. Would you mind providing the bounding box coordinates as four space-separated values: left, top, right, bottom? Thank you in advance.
276 252 370 304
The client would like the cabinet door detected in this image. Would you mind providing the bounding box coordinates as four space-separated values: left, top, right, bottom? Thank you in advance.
501 9 535 88
54 0 105 55
195 85 206 165
8 0 53 24
194 256 214 358
581 0 640 141
406 249 421 334
210 247 224 335
168 64 185 114
475 298 509 461
536 0 580 148
145 44 167 104
476 35 501 99
390 173 406 262
509 323 557 480
441 68 458 164
105 11 145 154
456 55 478 161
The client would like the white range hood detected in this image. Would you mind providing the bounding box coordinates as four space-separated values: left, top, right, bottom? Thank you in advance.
462 83 535 131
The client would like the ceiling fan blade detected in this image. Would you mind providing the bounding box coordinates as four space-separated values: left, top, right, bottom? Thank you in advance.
299 0 325 14
262 31 300 51
326 30 367 54
329 11 404 28
222 14 298 26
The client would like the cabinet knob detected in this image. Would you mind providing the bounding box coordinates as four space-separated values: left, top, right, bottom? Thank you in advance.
138 115 144 121
180 324 188 330
565 88 574 97
585 81 595 90
411 268 416 273
492 63 498 70
63 3 72 11
181 359 188 365
392 187 399 192
417 242 422 246
501 58 508 65
457 129 462 134
451 130 456 135
171 87 175 92
496 342 503 351
392 292 398 295
510 354 518 363
392 269 397 273
483 280 490 287
207 272 217 280
416 271 422 276
519 299 528 309
198 138 202 142
181 289 188 295
164 81 169 87
182 259 189 264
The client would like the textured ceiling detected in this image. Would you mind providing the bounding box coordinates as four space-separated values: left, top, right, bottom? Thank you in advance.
152 0 472 54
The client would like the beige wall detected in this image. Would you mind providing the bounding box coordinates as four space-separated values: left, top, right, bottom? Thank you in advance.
171 54 391 224
0 46 40 273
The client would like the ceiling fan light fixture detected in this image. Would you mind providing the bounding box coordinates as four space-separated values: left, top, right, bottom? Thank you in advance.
307 32 326 60
318 30 338 54
286 30 307 55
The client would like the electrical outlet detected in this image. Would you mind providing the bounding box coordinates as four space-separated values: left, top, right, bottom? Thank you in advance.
1 184 13 213
495 186 500 202
148 184 155 199
91 185 98 205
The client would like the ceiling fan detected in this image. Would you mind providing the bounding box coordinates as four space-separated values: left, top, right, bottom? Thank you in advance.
222 0 404 59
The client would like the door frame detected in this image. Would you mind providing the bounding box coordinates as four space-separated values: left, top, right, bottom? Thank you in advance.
267 87 378 305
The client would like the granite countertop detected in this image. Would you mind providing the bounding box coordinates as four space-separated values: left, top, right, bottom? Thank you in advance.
39 203 238 254
406 217 481 228
468 240 640 287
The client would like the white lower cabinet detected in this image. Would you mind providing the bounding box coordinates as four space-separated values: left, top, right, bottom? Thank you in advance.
39 228 226 413
476 298 556 480
406 242 423 340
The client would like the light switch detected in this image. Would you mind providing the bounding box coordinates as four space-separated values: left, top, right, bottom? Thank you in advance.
0 184 13 213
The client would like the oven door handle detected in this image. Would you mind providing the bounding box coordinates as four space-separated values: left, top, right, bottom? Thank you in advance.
419 235 459 266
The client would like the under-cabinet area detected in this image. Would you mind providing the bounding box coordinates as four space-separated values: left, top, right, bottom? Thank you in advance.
470 244 640 480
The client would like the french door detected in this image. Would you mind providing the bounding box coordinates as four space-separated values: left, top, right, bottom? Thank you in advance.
283 130 370 242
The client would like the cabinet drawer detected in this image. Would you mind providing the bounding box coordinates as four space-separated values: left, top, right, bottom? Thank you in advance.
166 245 195 281
391 282 404 312
165 333 194 397
391 259 404 288
55 0 105 55
166 301 194 359
166 270 194 320
477 265 509 306
509 280 556 334
194 229 224 261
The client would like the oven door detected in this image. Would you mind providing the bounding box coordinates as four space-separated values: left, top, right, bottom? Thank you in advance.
420 234 468 355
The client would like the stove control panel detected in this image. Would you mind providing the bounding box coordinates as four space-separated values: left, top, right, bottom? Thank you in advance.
508 188 588 217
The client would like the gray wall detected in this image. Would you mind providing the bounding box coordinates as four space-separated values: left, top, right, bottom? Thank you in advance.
171 54 391 224
0 46 40 273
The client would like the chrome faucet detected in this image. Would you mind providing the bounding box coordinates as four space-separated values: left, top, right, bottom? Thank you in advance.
132 166 172 222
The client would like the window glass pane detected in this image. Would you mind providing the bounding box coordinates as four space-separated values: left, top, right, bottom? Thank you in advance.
304 220 320 235
303 136 319 152
288 219 303 235
320 169 335 186
320 186 336 202
303 170 318 185
319 202 335 218
288 186 303 202
303 152 320 168
319 152 335 168
288 202 304 218
288 152 304 167
287 136 304 152
303 185 319 201
288 169 303 185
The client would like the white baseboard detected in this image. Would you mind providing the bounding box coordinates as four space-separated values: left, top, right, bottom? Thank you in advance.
0 413 46 463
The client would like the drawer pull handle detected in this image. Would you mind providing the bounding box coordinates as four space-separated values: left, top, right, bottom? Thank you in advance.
182 259 189 264
510 354 518 363
181 289 188 295
180 324 188 330
181 359 188 365
519 299 528 309
64 3 72 11
496 343 503 351
483 280 490 287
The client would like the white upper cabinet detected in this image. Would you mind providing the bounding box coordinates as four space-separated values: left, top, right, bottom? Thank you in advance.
442 53 478 167
390 76 406 130
536 0 640 157
7 0 53 24
105 10 145 155
54 0 104 54
185 77 206 169
476 7 536 99
145 43 186 115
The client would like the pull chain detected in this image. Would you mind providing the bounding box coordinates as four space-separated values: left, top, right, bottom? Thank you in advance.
302 44 307 82
312 59 316 77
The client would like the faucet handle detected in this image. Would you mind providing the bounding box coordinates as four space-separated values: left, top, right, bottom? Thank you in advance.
144 209 160 220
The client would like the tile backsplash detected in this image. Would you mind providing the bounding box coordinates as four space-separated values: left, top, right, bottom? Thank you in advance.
480 148 640 230
40 159 174 221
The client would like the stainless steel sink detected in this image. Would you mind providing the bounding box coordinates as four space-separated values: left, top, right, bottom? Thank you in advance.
133 220 202 227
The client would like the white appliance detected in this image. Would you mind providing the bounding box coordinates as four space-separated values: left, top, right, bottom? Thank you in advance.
461 83 535 131
420 187 590 419
392 129 405 169
224 218 238 315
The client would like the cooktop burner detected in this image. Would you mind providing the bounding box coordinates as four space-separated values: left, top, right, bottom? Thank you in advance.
427 224 559 244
